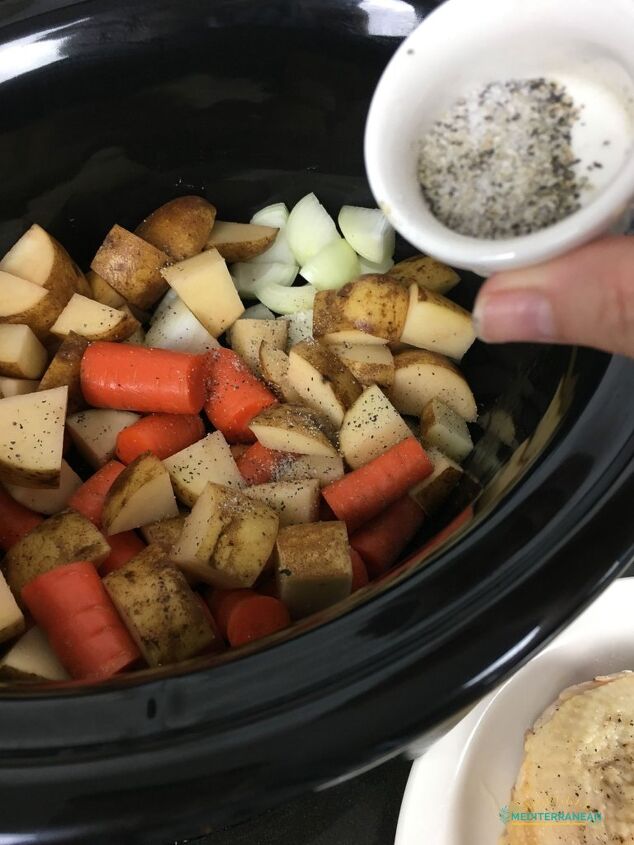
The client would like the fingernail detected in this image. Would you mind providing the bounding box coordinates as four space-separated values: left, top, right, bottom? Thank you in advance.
473 289 556 343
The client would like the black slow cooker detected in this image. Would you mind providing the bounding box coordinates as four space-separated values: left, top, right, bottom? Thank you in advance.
0 1 632 842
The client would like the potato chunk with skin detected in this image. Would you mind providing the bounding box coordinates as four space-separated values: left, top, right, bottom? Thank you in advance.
275 522 352 619
0 271 54 340
135 196 216 261
420 398 474 463
259 341 301 402
400 284 475 360
329 342 394 387
5 509 110 598
205 221 278 263
0 378 38 398
249 404 338 458
409 448 463 515
273 453 344 487
313 275 408 344
37 331 88 413
0 324 47 379
339 385 411 469
389 350 477 421
90 224 169 309
140 514 186 550
0 571 25 644
86 269 126 308
0 626 69 681
50 293 139 342
389 255 459 294
104 547 216 667
66 409 140 469
245 480 320 526
172 483 279 588
229 319 287 376
101 452 179 535
163 431 245 508
5 459 82 516
287 340 362 428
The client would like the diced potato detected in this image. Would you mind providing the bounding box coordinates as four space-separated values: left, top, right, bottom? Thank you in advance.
0 378 38 398
37 331 88 413
249 404 338 458
274 522 352 619
104 548 216 667
66 409 140 469
0 270 56 340
161 249 244 337
420 398 474 463
4 459 82 515
0 386 67 487
328 342 394 387
50 293 139 342
277 309 313 349
313 275 408 344
90 224 169 309
274 453 344 487
140 514 186 550
229 319 287 375
245 480 320 526
205 221 278 263
287 340 362 429
5 510 110 597
86 269 127 308
389 255 460 294
163 431 245 508
389 350 477 421
339 385 411 469
0 324 47 379
172 482 279 588
0 571 25 644
258 342 300 402
409 448 463 515
144 293 220 354
0 626 69 681
400 284 475 360
0 223 82 313
101 452 179 535
135 196 217 261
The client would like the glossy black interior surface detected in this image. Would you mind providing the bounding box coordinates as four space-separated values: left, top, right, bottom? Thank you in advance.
0 1 632 842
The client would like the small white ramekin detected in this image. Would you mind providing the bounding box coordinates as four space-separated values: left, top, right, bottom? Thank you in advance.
365 0 634 276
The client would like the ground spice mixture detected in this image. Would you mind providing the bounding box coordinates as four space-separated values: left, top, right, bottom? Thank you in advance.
417 78 591 239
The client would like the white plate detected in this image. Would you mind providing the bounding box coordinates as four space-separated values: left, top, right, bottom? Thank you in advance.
396 577 634 845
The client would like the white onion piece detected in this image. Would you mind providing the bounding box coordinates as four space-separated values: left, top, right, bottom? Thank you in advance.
358 254 395 274
240 303 276 320
338 205 395 264
255 282 316 315
250 228 296 266
151 287 180 322
286 193 338 265
301 238 360 291
277 310 313 347
232 262 298 299
250 202 289 228
145 295 220 354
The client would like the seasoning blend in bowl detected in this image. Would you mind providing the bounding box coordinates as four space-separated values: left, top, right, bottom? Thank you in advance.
365 0 634 275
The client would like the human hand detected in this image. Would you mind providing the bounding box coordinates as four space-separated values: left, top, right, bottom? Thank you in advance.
473 236 634 358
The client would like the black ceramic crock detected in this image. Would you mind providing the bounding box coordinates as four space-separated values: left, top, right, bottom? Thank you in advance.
0 1 632 842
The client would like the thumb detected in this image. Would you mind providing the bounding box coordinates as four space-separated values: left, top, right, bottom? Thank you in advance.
472 236 634 357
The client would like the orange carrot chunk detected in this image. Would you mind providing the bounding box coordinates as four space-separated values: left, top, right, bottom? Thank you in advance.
22 561 141 680
68 460 125 527
100 531 146 575
322 438 432 533
0 488 43 551
115 413 205 464
204 348 277 443
349 547 369 591
81 342 206 415
236 441 291 485
350 496 426 579
226 595 291 647
206 588 256 638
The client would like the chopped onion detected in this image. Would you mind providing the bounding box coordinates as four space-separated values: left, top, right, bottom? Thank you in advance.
358 254 395 274
286 193 338 266
232 262 298 299
251 203 289 228
240 303 276 320
249 203 296 265
301 238 360 291
277 310 313 347
145 295 220 354
255 282 316 315
151 288 180 322
338 205 395 264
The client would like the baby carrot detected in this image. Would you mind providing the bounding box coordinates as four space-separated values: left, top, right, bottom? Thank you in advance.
226 595 291 647
350 495 426 579
115 413 205 464
206 588 256 638
81 342 206 415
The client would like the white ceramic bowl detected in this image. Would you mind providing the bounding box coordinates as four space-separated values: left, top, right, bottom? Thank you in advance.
365 0 634 275
395 577 634 845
